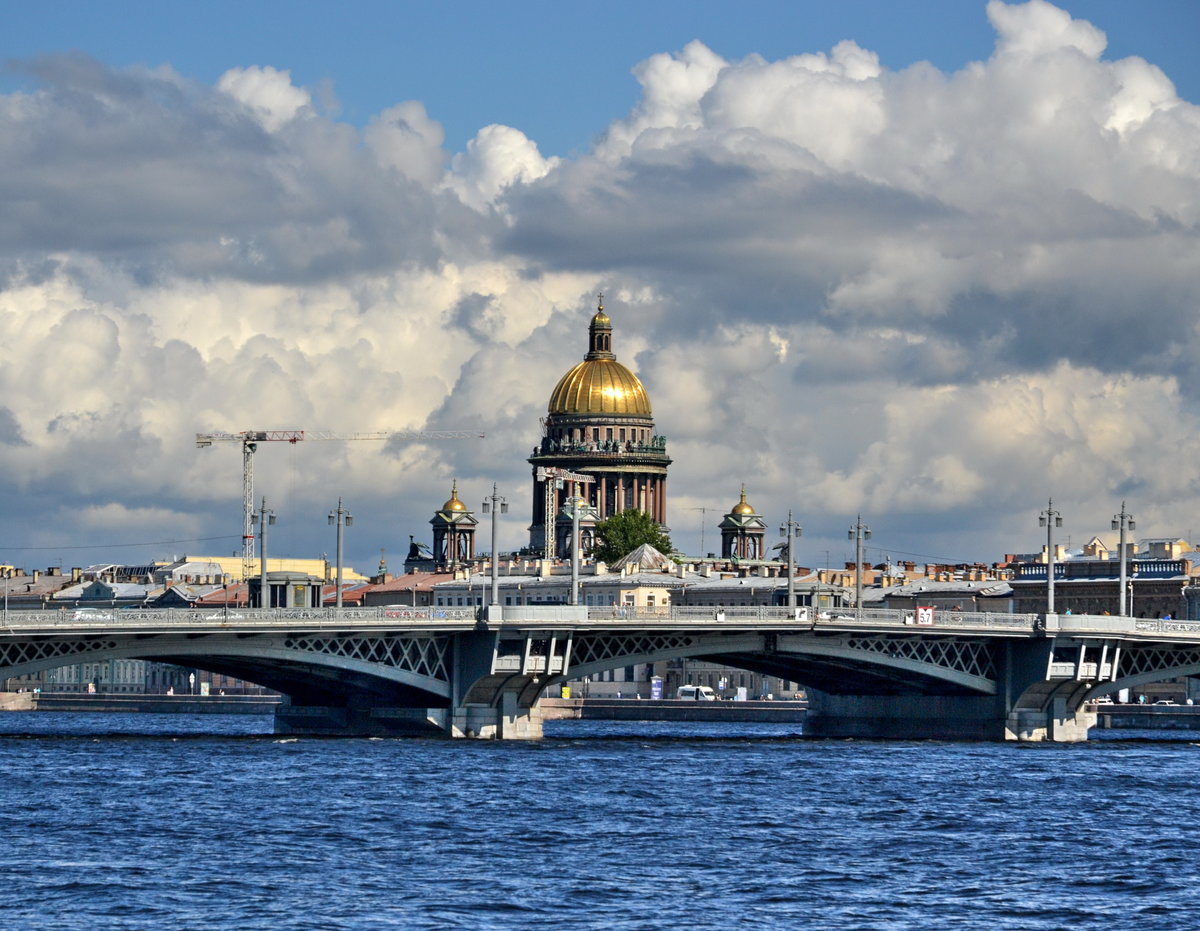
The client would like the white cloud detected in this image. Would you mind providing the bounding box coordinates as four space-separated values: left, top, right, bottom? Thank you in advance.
446 124 558 212
2 2 1199 572
216 65 312 132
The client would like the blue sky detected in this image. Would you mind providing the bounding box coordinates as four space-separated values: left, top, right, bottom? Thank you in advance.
2 1 1199 573
5 0 1197 156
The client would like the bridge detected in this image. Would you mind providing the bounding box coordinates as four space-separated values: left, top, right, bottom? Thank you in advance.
4 605 1200 741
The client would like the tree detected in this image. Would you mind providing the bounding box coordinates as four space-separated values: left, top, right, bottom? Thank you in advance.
591 509 673 564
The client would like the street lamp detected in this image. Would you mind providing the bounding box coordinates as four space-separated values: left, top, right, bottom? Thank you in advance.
482 484 508 607
848 515 871 618
255 497 276 609
328 498 353 609
1112 501 1135 617
780 511 802 610
1038 499 1063 614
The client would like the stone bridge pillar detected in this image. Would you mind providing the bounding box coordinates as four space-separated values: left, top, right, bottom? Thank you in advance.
803 639 1098 743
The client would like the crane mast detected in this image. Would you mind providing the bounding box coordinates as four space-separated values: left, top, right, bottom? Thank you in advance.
196 429 484 581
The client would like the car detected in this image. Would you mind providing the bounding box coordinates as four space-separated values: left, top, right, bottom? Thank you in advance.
675 685 718 701
1092 696 1114 704
1153 699 1176 706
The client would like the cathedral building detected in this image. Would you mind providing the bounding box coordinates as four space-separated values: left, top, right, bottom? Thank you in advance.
528 299 672 556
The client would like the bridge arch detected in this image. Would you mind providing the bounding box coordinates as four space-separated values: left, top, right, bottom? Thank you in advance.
562 630 998 696
0 634 452 707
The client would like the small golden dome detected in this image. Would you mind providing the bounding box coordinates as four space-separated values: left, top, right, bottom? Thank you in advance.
548 359 652 416
592 293 611 328
731 486 755 515
442 480 467 512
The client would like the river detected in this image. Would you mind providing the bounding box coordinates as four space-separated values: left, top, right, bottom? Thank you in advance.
1 713 1198 929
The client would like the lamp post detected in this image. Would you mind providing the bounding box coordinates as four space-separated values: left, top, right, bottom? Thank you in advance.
328 498 353 609
848 515 871 618
1112 501 1135 617
1039 499 1063 614
569 488 586 606
255 497 276 609
780 511 802 609
482 484 508 606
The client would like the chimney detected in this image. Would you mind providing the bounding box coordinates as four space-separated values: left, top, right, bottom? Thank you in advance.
32 570 40 583
72 568 82 582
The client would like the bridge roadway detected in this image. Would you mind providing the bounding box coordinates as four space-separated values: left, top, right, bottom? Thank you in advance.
4 605 1200 740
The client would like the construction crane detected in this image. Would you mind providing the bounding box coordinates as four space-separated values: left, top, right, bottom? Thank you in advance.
535 466 595 561
196 429 485 581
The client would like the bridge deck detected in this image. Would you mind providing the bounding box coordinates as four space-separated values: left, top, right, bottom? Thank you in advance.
4 606 1194 639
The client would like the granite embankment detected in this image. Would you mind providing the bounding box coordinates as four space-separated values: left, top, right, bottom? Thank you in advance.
4 693 280 714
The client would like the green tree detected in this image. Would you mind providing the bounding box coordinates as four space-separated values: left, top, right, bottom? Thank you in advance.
591 509 673 563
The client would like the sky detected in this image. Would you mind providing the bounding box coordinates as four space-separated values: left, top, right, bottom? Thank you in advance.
1 0 1198 576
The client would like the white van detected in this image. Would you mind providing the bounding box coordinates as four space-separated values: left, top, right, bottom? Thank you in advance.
676 685 718 701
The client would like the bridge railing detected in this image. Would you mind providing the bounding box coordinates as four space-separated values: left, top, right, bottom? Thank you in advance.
0 606 480 630
577 604 1041 631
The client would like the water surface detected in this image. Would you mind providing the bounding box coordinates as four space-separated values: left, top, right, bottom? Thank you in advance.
1 713 1197 929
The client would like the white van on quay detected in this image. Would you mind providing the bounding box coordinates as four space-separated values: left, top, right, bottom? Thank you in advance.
676 685 718 701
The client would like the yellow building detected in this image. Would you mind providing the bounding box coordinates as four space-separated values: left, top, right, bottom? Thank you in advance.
179 555 366 583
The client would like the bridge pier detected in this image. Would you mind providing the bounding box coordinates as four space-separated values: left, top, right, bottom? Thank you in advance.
274 705 446 737
803 693 1008 740
804 692 1096 742
447 695 544 740
1006 698 1097 742
273 697 544 740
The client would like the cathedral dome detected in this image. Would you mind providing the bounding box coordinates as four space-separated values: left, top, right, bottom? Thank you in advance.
548 360 652 416
547 297 652 416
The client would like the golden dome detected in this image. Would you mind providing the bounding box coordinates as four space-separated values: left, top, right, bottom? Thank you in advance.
547 297 651 416
442 480 467 512
731 486 755 515
548 359 652 416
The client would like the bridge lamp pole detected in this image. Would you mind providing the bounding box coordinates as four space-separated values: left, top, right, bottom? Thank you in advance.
1038 500 1063 614
255 498 276 609
780 511 802 609
1112 502 1135 617
482 484 508 606
328 498 353 609
848 515 871 618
